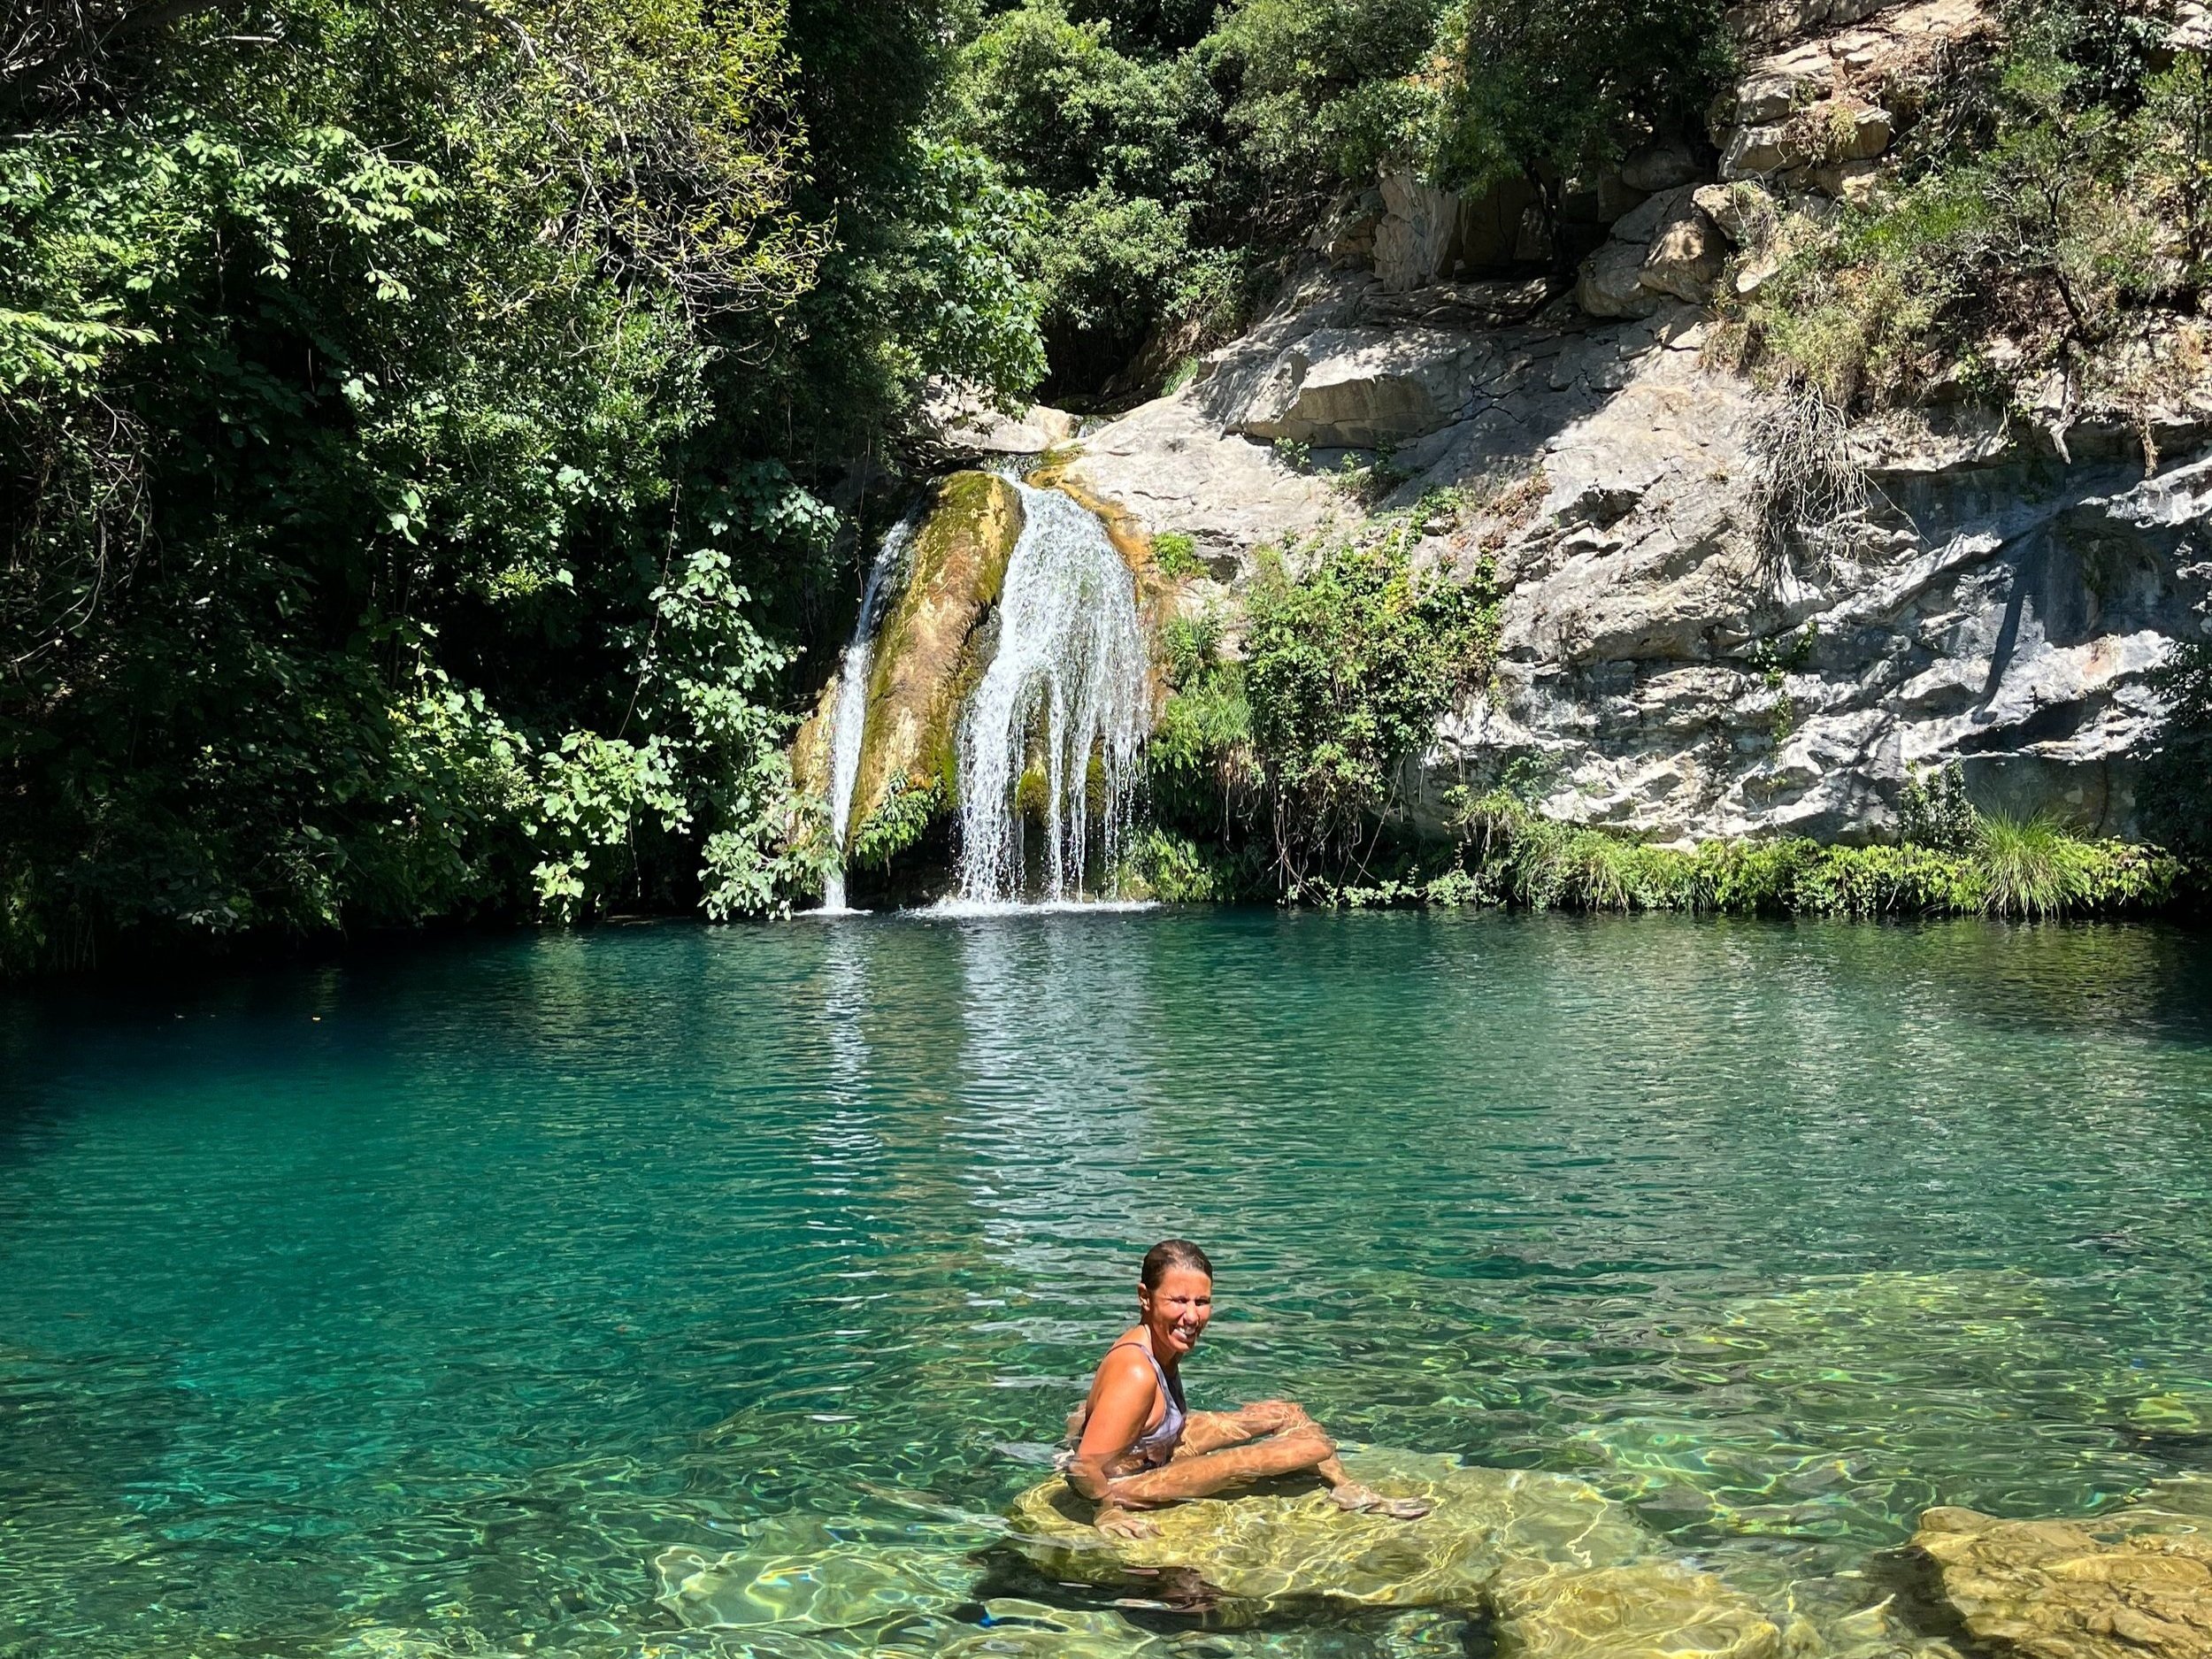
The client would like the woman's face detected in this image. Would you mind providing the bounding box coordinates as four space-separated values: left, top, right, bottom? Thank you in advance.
1138 1265 1213 1359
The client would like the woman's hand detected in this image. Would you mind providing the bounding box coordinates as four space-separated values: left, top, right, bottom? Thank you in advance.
1094 1502 1156 1540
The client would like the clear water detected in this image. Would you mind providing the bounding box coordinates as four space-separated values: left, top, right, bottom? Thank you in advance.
954 483 1147 904
5 911 2212 1658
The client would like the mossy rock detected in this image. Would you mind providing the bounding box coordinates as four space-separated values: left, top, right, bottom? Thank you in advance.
848 470 1024 844
1004 1448 1652 1614
789 673 840 838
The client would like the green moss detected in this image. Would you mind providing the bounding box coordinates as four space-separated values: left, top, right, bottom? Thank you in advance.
850 471 1021 838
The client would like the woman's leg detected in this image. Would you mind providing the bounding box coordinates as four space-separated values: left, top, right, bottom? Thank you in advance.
1096 1401 1430 1533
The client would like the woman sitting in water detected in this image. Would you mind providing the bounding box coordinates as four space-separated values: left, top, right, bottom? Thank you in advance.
1064 1239 1432 1536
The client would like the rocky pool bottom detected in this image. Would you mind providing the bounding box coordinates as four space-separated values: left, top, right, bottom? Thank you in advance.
4 910 2212 1659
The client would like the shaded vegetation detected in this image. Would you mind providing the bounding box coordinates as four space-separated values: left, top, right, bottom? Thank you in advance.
0 0 1042 972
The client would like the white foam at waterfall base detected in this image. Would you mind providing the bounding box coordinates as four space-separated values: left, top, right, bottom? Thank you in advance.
820 511 920 914
951 483 1148 906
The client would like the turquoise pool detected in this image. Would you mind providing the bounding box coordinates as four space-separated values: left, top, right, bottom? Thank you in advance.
4 910 2211 1655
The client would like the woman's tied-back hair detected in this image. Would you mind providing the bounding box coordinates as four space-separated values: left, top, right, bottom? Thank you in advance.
1141 1239 1213 1289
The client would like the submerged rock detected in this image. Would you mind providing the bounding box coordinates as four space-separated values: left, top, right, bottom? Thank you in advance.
1911 1505 2212 1659
653 1520 977 1632
1008 1449 1655 1612
1491 1557 1781 1658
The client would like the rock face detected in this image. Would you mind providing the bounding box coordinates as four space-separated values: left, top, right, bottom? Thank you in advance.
1062 229 2212 843
1912 1505 2212 1659
1032 0 2212 849
924 394 1080 458
1234 327 1482 449
1372 172 1539 291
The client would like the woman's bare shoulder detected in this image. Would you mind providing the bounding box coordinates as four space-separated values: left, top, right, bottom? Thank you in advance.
1092 1332 1156 1385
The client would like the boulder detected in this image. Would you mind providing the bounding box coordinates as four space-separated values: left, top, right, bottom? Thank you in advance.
1732 71 1810 127
1374 173 1465 292
1639 196 1726 302
925 391 1080 457
1722 123 1804 180
1610 185 1694 246
1003 1449 1653 1614
845 471 1023 834
1620 135 1704 193
1578 240 1664 319
1912 1505 2212 1659
1693 182 1773 245
1830 100 1895 161
1234 328 1478 449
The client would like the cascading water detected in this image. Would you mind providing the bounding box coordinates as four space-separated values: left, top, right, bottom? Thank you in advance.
820 510 919 913
954 482 1148 905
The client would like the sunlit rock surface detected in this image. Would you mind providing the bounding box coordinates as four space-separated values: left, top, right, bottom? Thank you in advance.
1913 1503 2212 1659
1491 1558 1779 1658
1004 1447 1795 1654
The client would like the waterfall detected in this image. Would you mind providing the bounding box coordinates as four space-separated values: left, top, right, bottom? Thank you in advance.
821 510 919 913
953 483 1148 905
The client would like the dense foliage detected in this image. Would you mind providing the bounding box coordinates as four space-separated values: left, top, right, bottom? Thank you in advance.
1 0 1043 971
953 0 1735 392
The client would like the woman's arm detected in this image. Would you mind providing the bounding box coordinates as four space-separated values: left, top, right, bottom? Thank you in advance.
1064 1348 1158 1501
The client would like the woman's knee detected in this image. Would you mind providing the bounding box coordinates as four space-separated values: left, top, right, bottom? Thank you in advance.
1281 1425 1335 1463
1244 1399 1318 1434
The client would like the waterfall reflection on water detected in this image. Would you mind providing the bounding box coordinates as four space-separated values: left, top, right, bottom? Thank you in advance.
953 482 1148 906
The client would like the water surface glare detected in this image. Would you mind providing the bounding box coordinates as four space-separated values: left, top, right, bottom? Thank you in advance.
5 910 2212 1656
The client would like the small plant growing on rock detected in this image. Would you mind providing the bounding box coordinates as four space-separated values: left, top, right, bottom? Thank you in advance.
1899 761 1977 852
1152 532 1208 580
848 774 943 871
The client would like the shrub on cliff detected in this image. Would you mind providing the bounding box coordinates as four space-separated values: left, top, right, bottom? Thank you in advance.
1243 523 1499 896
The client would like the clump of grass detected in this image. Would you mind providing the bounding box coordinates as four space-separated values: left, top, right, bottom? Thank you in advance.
1748 386 1870 580
1974 812 2093 918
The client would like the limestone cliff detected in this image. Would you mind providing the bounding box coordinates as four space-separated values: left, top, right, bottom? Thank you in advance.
1059 0 2212 847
